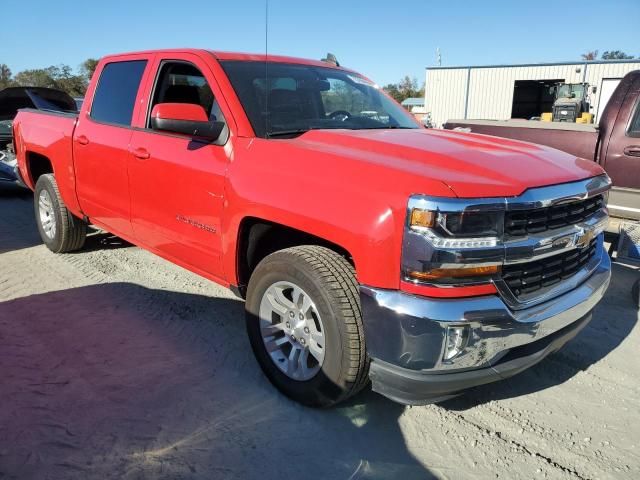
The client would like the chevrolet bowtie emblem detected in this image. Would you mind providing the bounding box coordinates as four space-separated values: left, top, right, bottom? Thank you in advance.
551 228 595 250
574 228 595 249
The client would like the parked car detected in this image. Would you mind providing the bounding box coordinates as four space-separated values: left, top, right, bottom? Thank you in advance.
0 148 18 184
444 71 640 222
13 49 611 407
0 86 77 186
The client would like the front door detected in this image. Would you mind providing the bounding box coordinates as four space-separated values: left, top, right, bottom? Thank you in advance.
127 57 229 280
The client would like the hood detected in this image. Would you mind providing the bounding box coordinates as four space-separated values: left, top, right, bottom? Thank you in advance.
0 87 77 121
290 128 604 198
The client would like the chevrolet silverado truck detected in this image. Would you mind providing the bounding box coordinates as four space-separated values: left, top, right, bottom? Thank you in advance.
13 49 612 407
444 70 640 222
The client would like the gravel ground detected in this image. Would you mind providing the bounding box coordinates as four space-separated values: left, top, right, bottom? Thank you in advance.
1 187 639 480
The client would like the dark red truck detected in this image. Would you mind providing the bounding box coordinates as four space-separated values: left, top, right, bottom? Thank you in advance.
12 49 612 406
445 70 640 222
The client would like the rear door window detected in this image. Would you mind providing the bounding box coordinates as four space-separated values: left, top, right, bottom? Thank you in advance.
90 60 147 126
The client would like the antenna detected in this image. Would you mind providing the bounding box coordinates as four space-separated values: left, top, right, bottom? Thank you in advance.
264 0 269 136
436 47 442 67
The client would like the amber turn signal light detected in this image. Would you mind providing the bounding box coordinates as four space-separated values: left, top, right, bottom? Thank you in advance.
408 265 500 281
410 208 436 228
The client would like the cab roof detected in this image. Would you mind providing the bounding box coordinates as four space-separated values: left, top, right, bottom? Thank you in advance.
100 48 356 74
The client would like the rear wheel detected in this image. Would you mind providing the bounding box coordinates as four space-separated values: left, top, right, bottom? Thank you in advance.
34 174 87 253
245 246 369 407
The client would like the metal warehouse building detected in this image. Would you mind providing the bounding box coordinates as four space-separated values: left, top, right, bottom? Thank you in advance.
425 60 640 127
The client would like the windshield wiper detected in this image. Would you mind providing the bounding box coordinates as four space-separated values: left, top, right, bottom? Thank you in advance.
265 129 311 138
366 125 416 130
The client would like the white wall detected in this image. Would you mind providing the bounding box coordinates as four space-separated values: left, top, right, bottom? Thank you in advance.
425 62 640 128
425 68 468 128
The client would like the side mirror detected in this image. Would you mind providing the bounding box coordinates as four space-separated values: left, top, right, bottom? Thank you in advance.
150 103 224 141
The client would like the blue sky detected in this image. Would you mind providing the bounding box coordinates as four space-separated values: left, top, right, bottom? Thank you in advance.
1 0 638 86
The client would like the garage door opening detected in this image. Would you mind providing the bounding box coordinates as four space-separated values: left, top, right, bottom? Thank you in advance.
511 79 564 119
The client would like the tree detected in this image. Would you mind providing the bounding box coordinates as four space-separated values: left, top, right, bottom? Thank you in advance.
383 83 402 103
13 68 59 89
80 58 99 82
581 50 599 61
383 75 425 104
55 64 87 97
602 50 634 60
12 64 88 97
0 64 13 90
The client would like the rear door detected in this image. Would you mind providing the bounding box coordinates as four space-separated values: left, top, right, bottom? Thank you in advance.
127 53 232 280
602 75 640 219
73 55 153 236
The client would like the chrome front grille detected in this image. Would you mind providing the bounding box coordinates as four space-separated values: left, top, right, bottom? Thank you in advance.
505 195 605 236
502 238 598 297
404 175 611 309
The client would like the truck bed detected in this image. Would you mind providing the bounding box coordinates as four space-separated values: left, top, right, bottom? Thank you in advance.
443 119 599 161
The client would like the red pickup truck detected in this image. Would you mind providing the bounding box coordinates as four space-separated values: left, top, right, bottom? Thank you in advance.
13 49 612 407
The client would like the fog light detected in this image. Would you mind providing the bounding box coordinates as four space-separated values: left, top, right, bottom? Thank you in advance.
444 325 469 361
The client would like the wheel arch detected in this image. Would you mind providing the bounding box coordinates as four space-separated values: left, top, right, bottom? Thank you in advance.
25 150 54 188
234 217 356 297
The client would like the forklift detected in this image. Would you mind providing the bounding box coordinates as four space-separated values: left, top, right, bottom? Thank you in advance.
550 82 591 122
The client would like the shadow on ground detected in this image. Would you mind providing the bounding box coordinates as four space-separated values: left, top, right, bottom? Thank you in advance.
80 229 133 252
0 283 434 480
0 186 131 254
0 187 40 253
441 262 639 411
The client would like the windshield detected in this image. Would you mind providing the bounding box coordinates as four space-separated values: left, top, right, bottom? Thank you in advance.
220 61 420 137
556 84 586 100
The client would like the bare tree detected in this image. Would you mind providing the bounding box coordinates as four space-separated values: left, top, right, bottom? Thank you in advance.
581 50 599 61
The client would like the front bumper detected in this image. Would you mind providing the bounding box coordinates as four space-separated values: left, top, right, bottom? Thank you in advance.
360 246 611 405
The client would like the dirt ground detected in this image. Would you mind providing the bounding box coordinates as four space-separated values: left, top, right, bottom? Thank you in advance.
1 186 639 480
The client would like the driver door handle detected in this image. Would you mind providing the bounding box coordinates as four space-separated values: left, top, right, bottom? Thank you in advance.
76 135 89 145
132 147 150 160
623 146 640 157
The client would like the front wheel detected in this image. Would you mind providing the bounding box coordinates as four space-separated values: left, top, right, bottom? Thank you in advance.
245 246 369 407
34 174 87 253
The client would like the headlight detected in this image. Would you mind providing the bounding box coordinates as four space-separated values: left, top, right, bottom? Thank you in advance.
437 211 501 237
410 208 503 239
404 201 504 286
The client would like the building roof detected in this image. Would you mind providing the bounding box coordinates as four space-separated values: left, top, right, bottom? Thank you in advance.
426 59 640 70
401 97 425 106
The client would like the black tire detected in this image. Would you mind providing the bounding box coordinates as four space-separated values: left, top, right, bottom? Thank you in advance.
245 245 369 407
34 174 87 253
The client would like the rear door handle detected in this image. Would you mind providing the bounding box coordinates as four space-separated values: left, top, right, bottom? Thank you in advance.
76 135 89 145
132 147 150 160
623 146 640 157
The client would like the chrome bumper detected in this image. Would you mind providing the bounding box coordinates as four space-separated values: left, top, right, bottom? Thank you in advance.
360 245 611 403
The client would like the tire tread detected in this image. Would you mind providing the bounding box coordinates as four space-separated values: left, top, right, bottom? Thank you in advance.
278 245 370 402
35 174 87 253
